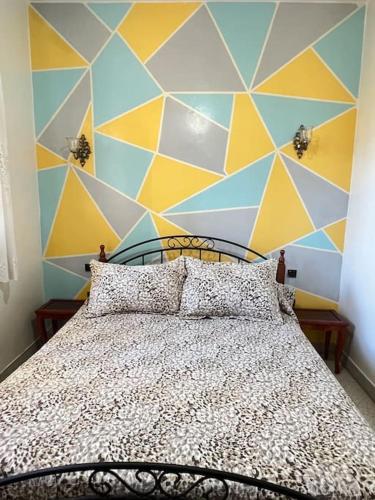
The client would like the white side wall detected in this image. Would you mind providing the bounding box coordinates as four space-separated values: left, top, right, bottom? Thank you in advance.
340 1 375 386
0 0 44 372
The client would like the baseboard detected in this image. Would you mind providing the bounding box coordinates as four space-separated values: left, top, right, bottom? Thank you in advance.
0 339 41 382
343 353 375 402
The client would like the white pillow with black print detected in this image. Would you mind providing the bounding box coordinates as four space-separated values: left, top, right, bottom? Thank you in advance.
276 283 298 321
179 257 283 323
86 257 186 318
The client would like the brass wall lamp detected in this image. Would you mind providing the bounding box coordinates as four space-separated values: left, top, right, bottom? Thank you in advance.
293 125 313 159
66 134 91 167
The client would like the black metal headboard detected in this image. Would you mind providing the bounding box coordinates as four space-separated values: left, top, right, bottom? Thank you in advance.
0 461 314 499
96 235 286 284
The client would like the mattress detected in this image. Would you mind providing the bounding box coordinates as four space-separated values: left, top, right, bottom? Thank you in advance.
0 306 374 498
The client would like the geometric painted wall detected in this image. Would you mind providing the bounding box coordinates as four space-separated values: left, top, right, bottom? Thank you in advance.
29 2 365 308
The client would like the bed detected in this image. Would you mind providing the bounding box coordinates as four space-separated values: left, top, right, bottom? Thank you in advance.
0 236 374 499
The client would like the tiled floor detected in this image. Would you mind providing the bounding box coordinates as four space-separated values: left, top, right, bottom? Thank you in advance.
326 360 375 430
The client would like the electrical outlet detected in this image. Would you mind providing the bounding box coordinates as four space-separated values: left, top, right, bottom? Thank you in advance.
287 269 297 278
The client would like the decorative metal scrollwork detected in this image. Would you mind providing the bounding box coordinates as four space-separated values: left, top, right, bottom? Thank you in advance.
89 468 228 498
167 236 215 250
0 462 314 499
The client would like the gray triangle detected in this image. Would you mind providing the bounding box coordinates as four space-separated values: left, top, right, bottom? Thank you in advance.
146 7 244 91
159 98 228 174
47 254 98 278
253 3 357 87
32 3 110 61
272 245 342 301
165 207 258 258
282 154 348 229
74 168 145 239
39 72 90 159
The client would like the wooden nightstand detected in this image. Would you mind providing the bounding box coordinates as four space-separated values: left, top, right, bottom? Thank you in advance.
295 308 349 374
35 299 84 343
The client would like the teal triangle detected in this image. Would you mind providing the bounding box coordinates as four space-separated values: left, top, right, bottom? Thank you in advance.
38 166 67 251
112 212 161 265
92 35 161 126
95 133 153 199
208 2 275 87
295 231 336 251
252 94 352 147
166 153 274 213
172 94 233 128
88 3 131 30
315 8 365 97
32 69 85 135
43 261 86 300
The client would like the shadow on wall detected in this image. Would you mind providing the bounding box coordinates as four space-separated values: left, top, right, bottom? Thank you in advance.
0 283 10 304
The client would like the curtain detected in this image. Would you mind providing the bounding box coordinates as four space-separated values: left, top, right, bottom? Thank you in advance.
0 75 17 282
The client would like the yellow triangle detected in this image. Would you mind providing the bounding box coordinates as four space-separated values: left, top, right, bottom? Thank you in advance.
97 97 163 151
281 108 356 191
251 155 314 255
70 104 95 175
295 289 338 310
254 49 354 103
138 155 221 213
36 143 65 169
29 8 87 70
226 94 274 175
75 280 91 300
45 170 120 257
118 3 201 62
325 219 346 252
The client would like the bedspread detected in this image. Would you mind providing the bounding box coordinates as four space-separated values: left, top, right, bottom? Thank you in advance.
0 307 374 498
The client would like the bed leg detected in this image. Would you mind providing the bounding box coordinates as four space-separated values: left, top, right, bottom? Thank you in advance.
36 316 48 343
324 331 331 360
335 328 346 374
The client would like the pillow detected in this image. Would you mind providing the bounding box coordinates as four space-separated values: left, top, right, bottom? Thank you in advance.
277 283 297 320
179 257 283 323
86 257 186 318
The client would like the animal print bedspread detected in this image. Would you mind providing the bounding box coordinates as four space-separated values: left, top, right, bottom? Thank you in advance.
0 307 374 498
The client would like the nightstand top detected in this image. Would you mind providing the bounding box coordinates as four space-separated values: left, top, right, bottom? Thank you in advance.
294 308 349 327
35 299 84 314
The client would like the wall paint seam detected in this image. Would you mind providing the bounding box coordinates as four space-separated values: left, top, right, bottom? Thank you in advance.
204 4 248 90
252 6 363 89
249 1 278 90
35 69 89 141
142 3 202 65
29 4 89 65
42 166 70 257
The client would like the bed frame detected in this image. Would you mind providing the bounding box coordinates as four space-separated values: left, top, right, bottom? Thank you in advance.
96 235 286 284
0 462 313 499
0 236 299 499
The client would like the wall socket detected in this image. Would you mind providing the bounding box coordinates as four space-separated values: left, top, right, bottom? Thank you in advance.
287 269 297 278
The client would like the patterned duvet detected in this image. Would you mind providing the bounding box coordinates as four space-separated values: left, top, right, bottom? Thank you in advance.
0 306 374 498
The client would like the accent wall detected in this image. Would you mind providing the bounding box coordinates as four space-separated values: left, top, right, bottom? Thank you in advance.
28 1 365 308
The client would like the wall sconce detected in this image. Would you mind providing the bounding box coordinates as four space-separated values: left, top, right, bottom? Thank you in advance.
66 134 91 167
293 125 313 159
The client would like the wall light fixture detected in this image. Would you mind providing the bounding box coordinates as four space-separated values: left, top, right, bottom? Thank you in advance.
66 134 91 167
293 125 313 159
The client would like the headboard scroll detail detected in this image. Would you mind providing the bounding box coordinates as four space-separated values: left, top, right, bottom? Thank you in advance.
96 236 286 284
